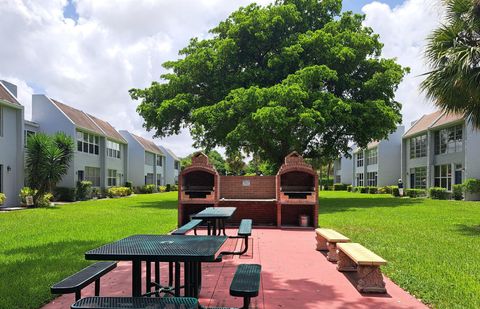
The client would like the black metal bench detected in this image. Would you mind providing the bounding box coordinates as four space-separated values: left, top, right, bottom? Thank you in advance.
219 219 252 256
51 261 117 301
71 296 198 309
171 219 203 235
230 264 261 309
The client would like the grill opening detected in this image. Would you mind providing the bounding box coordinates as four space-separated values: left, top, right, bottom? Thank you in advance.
182 171 214 198
280 172 315 199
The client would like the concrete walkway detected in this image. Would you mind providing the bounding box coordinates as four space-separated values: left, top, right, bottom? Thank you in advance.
43 228 425 309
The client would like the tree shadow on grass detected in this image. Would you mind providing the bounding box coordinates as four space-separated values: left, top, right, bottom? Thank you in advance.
319 196 421 214
129 201 178 210
453 224 480 236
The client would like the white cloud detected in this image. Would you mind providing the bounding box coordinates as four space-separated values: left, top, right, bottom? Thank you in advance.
362 0 443 128
0 0 444 157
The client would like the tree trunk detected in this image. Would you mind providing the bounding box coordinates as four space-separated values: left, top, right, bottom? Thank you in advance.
327 162 331 189
319 163 323 191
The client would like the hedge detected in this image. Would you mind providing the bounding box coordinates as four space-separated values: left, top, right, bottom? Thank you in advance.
107 187 133 198
333 183 348 191
405 188 427 198
453 184 464 200
53 187 76 202
429 187 450 200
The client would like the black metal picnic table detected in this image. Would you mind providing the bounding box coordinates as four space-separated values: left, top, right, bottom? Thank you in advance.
85 234 227 298
192 207 237 236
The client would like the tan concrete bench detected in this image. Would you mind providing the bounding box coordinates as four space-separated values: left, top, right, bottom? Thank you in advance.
337 243 387 293
315 228 350 262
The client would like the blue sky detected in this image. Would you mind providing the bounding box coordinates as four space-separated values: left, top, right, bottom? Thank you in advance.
343 0 405 12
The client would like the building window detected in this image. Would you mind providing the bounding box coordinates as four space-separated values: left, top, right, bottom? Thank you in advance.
156 156 163 166
367 148 378 165
77 131 99 155
107 169 117 187
434 164 452 190
156 173 162 186
85 167 101 187
356 173 364 186
411 167 427 189
335 175 341 184
0 165 3 193
107 140 121 158
0 106 3 137
410 134 427 159
145 173 154 185
174 161 180 170
356 152 364 167
366 172 377 187
24 130 36 147
435 125 463 155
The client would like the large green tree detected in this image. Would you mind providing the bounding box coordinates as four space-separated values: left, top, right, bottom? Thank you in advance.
25 132 74 206
131 0 408 167
421 0 480 128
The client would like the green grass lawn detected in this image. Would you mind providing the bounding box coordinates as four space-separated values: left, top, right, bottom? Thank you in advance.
0 192 178 309
319 191 480 309
1 191 480 308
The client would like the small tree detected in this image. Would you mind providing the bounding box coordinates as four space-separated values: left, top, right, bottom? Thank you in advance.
226 151 246 175
25 132 74 207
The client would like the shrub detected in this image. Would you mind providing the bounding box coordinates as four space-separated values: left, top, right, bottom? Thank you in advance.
356 186 368 193
463 178 480 194
405 189 427 198
452 184 464 200
368 187 378 194
19 187 36 205
107 187 133 198
76 181 93 201
125 181 133 188
390 186 400 197
37 193 54 207
53 187 76 202
139 184 157 194
158 186 167 193
91 187 101 198
378 187 387 194
0 193 5 205
320 178 333 187
333 183 348 191
166 184 171 192
352 186 359 193
347 185 352 192
171 184 178 191
429 187 450 200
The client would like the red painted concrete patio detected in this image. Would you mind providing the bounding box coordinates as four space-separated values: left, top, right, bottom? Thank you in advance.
43 228 425 309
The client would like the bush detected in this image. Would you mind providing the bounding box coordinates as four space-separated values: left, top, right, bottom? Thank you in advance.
91 187 101 198
320 178 334 187
333 183 348 191
125 181 133 188
107 187 133 198
166 184 171 192
171 184 178 191
139 184 157 194
347 185 352 192
452 184 464 200
0 193 5 205
53 187 76 202
429 187 450 200
356 186 368 193
76 181 93 201
405 189 427 198
19 187 36 205
352 186 359 193
389 186 400 197
158 186 167 193
37 193 53 207
378 187 387 194
368 187 378 194
463 178 480 194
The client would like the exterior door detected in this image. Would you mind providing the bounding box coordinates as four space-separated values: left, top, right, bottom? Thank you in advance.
78 170 84 182
455 164 463 185
410 173 415 189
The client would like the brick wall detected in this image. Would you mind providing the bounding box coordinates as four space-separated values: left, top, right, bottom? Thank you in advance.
219 176 276 199
217 201 277 226
179 203 212 225
281 204 316 227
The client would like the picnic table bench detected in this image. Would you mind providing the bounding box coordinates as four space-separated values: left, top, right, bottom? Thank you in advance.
315 228 350 262
71 296 198 309
51 261 117 301
172 219 203 235
219 219 253 257
336 243 387 293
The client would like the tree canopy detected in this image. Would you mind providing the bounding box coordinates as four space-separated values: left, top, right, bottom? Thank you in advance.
421 0 480 128
131 0 408 167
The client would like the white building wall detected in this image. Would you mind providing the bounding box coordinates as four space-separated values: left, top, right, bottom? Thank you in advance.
377 126 404 187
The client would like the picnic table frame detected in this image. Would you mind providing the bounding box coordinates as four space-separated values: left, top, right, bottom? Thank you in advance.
85 235 227 298
192 207 237 235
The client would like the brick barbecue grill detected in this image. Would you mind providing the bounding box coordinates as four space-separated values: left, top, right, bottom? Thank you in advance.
178 152 318 228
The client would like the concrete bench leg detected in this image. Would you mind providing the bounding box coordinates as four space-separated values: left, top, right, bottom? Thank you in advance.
315 234 328 251
326 241 339 262
357 266 386 293
337 250 357 272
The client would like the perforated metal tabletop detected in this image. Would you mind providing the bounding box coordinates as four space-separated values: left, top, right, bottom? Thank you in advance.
192 207 236 219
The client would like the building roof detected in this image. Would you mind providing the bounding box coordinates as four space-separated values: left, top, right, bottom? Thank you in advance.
403 110 443 138
404 110 464 138
0 82 21 106
51 99 126 143
131 133 164 155
159 145 180 161
367 141 379 149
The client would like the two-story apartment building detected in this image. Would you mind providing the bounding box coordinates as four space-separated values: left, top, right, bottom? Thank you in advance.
401 110 480 193
333 151 353 185
32 95 128 188
0 81 24 207
158 145 180 185
119 131 166 187
349 126 404 187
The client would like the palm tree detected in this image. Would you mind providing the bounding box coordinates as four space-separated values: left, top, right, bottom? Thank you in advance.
25 132 74 206
421 0 480 127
